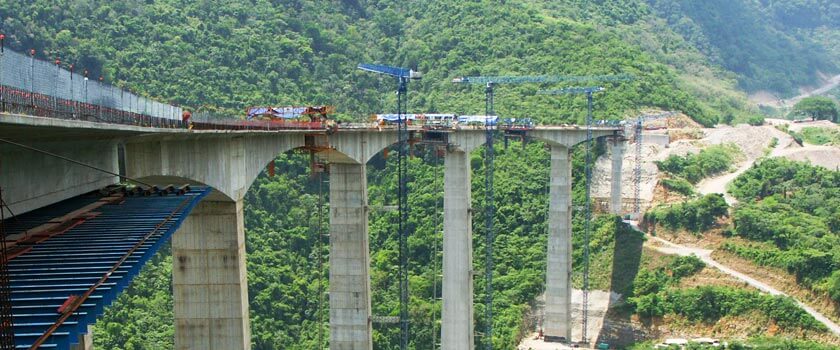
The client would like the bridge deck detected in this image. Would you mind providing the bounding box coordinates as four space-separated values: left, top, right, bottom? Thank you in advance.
3 187 209 350
0 113 622 142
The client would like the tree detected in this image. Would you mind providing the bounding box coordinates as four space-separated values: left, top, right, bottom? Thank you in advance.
792 96 840 122
828 270 840 303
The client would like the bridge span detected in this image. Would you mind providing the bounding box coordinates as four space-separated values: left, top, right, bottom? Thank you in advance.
0 113 625 350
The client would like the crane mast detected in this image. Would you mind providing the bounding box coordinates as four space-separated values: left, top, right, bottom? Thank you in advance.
358 63 421 350
632 111 675 219
484 82 495 350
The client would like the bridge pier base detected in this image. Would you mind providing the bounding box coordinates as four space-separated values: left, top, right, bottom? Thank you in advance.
441 149 475 350
610 141 625 215
173 199 251 350
545 146 572 343
329 163 373 350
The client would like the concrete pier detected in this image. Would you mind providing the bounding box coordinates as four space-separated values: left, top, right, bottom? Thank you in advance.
441 149 475 350
173 200 251 350
610 141 625 215
329 163 373 350
544 146 572 342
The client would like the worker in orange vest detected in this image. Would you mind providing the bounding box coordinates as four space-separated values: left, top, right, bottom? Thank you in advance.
182 110 192 129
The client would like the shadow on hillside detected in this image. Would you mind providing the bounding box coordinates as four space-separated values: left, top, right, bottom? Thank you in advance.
595 220 646 347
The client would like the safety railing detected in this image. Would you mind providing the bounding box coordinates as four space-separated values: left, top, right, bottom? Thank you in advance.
0 85 186 128
0 45 185 128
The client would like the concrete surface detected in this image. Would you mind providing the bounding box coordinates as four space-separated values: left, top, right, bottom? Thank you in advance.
0 139 119 216
545 145 572 341
173 199 251 350
610 141 624 215
441 149 475 350
329 163 373 350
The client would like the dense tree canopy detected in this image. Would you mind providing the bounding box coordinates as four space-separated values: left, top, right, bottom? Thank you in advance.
727 158 840 301
647 0 839 94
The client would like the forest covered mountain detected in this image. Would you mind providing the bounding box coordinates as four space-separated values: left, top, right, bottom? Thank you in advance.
1 0 838 349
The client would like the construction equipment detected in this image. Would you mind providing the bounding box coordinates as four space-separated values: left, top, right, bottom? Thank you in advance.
357 63 421 350
246 106 335 120
452 74 630 350
632 111 676 218
538 86 605 344
245 106 337 133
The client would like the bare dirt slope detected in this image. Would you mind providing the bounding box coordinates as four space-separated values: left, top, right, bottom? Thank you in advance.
750 73 840 108
774 145 840 169
695 124 794 203
593 123 798 207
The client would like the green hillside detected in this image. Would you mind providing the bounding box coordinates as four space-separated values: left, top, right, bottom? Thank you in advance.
647 0 839 95
2 0 837 349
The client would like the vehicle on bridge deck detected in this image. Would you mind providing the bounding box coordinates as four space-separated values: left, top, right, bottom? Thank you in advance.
245 105 337 132
501 117 535 130
191 105 339 132
246 105 335 121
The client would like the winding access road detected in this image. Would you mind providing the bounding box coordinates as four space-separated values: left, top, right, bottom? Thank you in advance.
643 232 840 337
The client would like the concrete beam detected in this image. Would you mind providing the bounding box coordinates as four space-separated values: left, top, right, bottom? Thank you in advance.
610 141 625 215
545 146 572 342
447 131 486 154
319 131 397 164
329 163 373 350
0 139 119 217
441 148 474 350
125 134 302 201
529 128 617 149
173 199 251 350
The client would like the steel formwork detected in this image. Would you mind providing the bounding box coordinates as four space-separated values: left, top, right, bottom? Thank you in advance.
3 187 209 350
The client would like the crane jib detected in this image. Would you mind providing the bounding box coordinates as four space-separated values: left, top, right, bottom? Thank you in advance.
452 74 634 84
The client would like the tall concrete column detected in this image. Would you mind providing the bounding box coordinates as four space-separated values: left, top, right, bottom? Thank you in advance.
545 146 572 342
610 140 625 215
441 149 474 350
329 163 373 350
173 199 251 350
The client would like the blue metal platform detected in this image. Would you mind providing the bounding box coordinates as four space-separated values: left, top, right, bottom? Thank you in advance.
4 186 210 350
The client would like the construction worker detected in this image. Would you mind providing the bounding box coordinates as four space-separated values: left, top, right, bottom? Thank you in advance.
325 119 337 135
182 110 192 129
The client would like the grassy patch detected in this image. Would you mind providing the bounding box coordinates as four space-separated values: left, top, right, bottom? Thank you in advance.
656 143 742 183
645 194 729 233
661 177 695 196
799 126 840 145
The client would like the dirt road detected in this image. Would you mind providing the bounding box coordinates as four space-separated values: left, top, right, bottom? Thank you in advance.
752 73 840 108
784 73 840 107
695 125 796 204
644 232 840 337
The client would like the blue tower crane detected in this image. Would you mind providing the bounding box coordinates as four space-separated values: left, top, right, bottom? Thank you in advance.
357 63 421 350
452 74 631 349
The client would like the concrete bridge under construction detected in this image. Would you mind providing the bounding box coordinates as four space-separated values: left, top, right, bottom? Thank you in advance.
0 113 626 350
